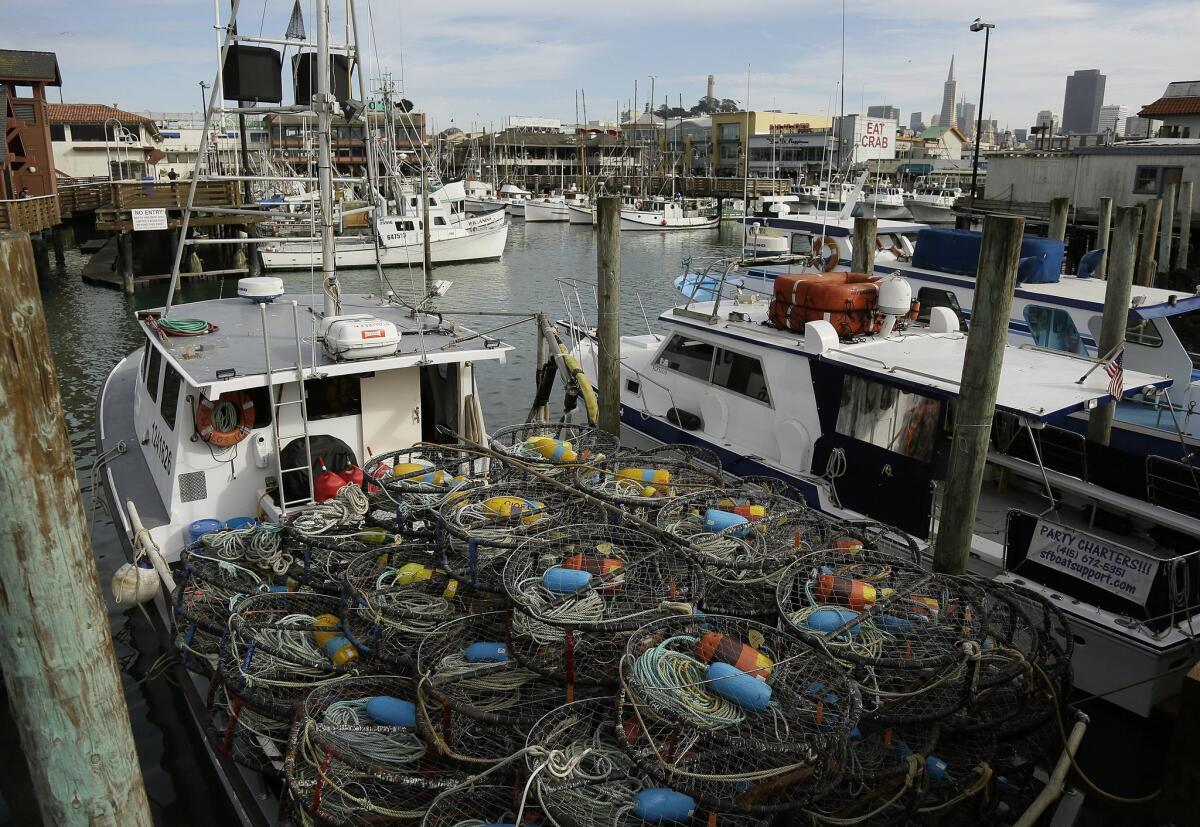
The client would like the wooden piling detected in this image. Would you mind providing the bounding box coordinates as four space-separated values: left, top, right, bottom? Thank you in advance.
421 166 434 280
1047 196 1070 241
595 195 621 437
1136 197 1162 286
932 214 1025 575
1095 196 1113 279
1087 205 1141 445
51 226 66 266
1180 181 1194 272
118 231 134 293
0 231 153 826
1159 182 1177 276
851 216 877 275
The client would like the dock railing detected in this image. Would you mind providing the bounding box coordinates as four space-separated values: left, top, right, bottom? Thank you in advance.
0 194 61 233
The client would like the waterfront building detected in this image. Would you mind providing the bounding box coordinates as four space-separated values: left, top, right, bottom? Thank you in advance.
710 110 833 176
1138 81 1200 139
49 103 161 180
1099 104 1128 137
1062 69 1106 133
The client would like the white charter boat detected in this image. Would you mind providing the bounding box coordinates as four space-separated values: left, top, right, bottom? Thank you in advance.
904 181 962 223
620 197 719 231
524 189 589 223
854 182 910 219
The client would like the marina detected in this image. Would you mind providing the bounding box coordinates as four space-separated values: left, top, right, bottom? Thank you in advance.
2 3 1200 827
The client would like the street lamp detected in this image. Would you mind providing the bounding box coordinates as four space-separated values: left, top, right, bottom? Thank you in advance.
969 18 994 203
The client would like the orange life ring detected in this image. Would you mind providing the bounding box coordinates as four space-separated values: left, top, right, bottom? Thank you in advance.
196 391 255 447
812 236 840 272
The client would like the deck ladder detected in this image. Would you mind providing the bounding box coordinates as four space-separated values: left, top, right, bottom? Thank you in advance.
260 301 316 513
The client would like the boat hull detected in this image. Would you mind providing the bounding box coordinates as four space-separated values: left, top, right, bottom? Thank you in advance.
506 202 526 217
524 200 570 222
619 211 719 231
904 199 956 223
567 205 594 225
260 224 509 270
854 201 910 220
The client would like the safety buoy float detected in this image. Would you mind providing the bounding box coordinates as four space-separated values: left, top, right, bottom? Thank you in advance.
660 218 667 226
811 236 840 272
196 391 255 447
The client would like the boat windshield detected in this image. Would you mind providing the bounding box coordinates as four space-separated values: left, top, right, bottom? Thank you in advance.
1166 311 1200 371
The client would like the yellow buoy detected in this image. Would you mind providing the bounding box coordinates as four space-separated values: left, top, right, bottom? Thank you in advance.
312 613 359 667
524 436 578 463
483 496 544 525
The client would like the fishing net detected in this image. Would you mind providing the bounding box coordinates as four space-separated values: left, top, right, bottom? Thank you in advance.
420 784 518 827
438 481 607 592
362 444 493 534
655 489 828 620
285 675 467 826
340 545 493 674
416 611 574 766
574 452 723 514
488 421 619 477
776 548 993 724
174 546 270 675
617 614 860 813
502 523 702 687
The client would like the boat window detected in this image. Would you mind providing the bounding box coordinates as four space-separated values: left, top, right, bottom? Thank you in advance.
140 341 150 379
1166 312 1200 370
712 348 771 405
159 364 182 430
790 234 813 255
1024 306 1086 354
1125 317 1163 348
400 220 415 231
835 375 941 462
657 334 715 382
916 288 967 329
304 375 363 420
145 346 162 402
434 216 448 226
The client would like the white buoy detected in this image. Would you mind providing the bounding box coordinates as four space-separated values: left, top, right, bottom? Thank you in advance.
111 561 159 605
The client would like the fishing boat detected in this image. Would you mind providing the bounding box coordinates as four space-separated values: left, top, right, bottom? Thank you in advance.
620 197 719 231
567 203 594 224
462 178 496 212
524 189 589 223
904 180 962 223
793 181 824 212
748 194 801 218
500 182 533 217
854 182 909 219
565 267 1200 717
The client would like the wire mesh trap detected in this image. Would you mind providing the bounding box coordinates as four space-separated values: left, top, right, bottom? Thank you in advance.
502 523 703 687
488 421 619 477
776 548 993 724
363 444 494 533
574 452 724 514
420 784 519 827
526 697 773 827
340 546 497 673
438 481 608 592
285 675 467 826
416 611 574 765
617 614 860 813
655 489 827 620
190 522 295 578
174 546 270 675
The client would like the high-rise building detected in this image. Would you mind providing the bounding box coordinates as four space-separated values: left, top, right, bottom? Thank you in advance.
937 57 957 129
1014 128 1028 144
867 105 900 123
1125 115 1162 138
956 102 976 138
706 74 715 103
1098 104 1128 137
1036 110 1060 134
909 111 925 132
981 119 998 145
1062 69 1106 133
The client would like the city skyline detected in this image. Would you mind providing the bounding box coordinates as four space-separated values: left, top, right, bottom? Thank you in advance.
1 0 1193 136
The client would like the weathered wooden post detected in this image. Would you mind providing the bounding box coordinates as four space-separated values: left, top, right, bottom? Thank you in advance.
50 226 66 266
933 214 1025 575
1095 196 1113 279
0 231 153 826
1159 182 1177 276
1047 196 1070 241
1087 206 1141 445
1180 181 1195 272
118 230 134 293
851 216 877 274
421 165 434 281
596 195 621 437
1136 197 1162 286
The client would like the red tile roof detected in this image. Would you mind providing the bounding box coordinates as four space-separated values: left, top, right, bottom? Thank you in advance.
1138 96 1200 117
48 103 155 127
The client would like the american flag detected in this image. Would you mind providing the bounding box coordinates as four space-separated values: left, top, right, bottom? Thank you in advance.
1105 349 1124 400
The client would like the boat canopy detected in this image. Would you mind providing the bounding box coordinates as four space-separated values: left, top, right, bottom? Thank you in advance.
911 228 1065 285
808 328 1172 422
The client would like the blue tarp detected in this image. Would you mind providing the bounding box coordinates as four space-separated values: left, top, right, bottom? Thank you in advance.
911 228 1064 284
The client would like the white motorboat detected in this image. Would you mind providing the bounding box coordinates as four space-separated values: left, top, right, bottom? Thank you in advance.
620 197 719 231
793 182 823 213
462 179 497 213
567 204 594 224
904 181 962 223
524 190 589 223
854 183 910 219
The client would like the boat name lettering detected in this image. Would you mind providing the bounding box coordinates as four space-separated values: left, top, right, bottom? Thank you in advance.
1026 518 1158 605
150 422 173 476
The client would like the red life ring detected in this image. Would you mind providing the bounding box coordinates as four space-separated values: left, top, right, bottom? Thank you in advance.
812 236 840 272
196 391 256 447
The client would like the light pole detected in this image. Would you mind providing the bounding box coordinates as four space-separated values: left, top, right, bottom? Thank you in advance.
969 18 994 203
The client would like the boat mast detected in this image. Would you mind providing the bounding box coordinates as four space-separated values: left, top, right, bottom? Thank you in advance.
316 0 340 316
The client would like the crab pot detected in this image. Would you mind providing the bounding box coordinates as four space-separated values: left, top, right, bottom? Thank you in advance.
573 450 724 516
186 523 295 580
173 547 270 675
340 545 495 673
776 548 992 724
207 679 293 779
438 481 607 592
416 611 575 766
362 444 492 533
618 614 860 813
285 527 404 594
420 784 520 827
502 523 702 687
488 421 620 478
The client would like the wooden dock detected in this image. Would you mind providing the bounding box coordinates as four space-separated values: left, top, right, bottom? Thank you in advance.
80 236 247 291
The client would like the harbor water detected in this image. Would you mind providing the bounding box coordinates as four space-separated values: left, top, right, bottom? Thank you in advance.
0 219 1173 825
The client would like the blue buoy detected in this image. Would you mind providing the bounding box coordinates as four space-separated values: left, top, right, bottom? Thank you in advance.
703 508 751 537
707 661 772 712
633 789 696 823
926 755 948 784
874 614 915 634
364 696 417 728
464 642 509 663
542 566 592 593
186 518 223 544
806 608 861 635
224 516 258 530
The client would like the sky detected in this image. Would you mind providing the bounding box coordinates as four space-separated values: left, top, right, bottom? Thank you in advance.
4 0 1198 133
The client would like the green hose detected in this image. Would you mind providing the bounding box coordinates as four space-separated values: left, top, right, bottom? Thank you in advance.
156 318 214 336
